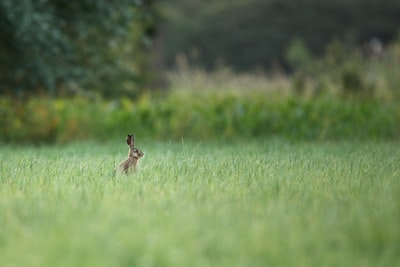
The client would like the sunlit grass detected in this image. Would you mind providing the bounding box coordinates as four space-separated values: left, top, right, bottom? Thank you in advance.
0 140 399 267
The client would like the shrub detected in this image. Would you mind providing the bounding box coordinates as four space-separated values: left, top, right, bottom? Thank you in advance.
1 92 399 144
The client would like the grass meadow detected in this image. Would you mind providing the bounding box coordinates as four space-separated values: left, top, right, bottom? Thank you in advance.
0 139 399 267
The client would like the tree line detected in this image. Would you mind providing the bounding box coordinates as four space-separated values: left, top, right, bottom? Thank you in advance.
161 0 400 71
0 0 399 97
0 0 157 98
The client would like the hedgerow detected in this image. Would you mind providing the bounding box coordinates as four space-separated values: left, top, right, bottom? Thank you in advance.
1 91 399 144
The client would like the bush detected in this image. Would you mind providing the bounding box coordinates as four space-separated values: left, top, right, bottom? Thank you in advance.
0 0 157 97
1 91 399 144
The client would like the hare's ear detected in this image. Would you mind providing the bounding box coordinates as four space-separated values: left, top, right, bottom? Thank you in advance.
126 134 135 146
126 134 132 146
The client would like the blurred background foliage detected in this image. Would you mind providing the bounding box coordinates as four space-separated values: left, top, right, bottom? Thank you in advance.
0 0 157 98
1 93 399 144
161 0 400 71
0 0 400 143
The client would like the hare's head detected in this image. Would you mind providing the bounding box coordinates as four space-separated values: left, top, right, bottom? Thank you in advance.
126 134 144 159
130 147 144 159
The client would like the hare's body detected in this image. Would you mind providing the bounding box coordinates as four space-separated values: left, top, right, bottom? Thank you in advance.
116 134 144 174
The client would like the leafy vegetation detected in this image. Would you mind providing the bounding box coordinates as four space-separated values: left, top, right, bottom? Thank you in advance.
0 0 157 97
161 0 400 71
0 140 399 266
1 89 399 144
1 41 400 144
1 2 400 144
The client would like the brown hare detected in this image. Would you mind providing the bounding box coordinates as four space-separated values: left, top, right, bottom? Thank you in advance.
116 134 144 174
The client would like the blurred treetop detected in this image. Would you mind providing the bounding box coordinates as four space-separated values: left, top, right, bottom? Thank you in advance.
1 0 399 98
0 0 157 98
160 0 400 71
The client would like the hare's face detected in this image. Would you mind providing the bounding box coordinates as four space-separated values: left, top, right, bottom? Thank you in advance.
130 147 144 159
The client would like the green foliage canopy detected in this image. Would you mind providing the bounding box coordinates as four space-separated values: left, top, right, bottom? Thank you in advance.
0 0 157 97
161 0 400 71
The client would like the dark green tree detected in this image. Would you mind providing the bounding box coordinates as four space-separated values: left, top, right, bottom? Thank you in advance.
0 0 158 97
161 0 400 72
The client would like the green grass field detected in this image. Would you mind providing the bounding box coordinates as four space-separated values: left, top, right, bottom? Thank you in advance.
1 139 399 267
